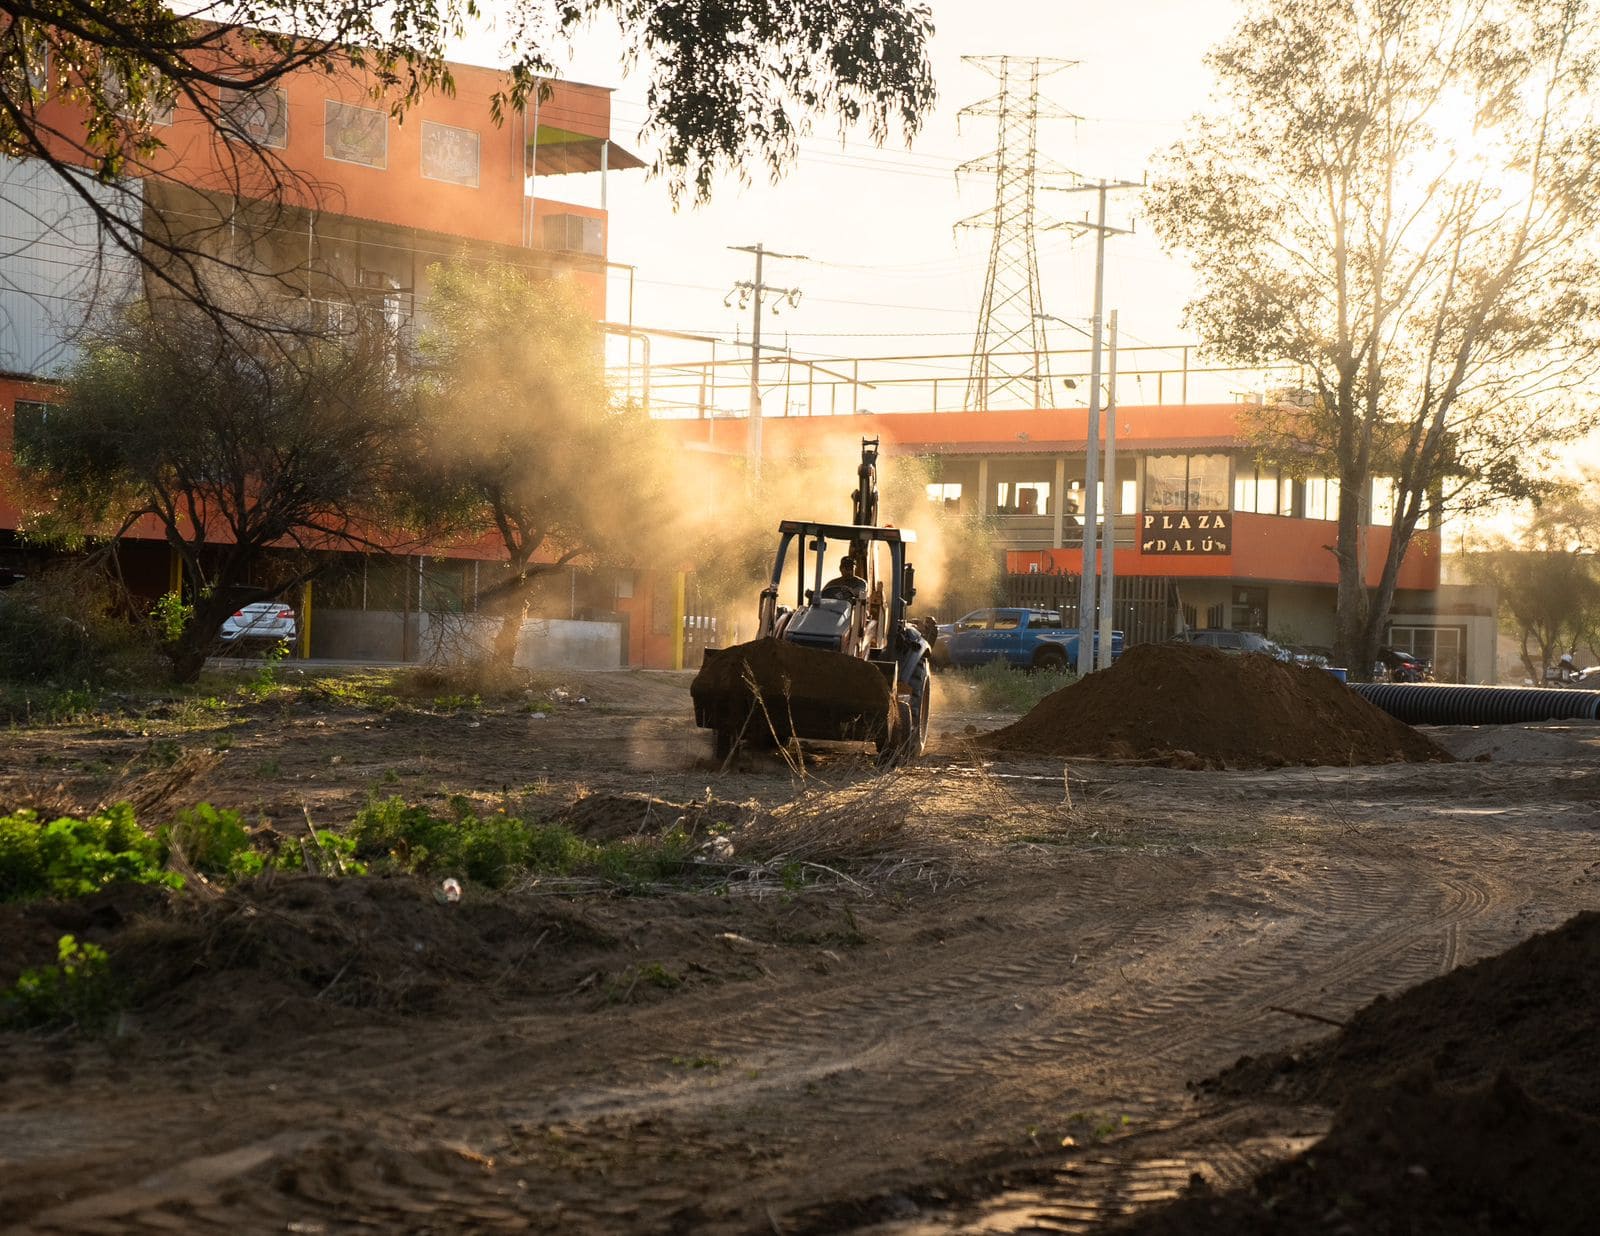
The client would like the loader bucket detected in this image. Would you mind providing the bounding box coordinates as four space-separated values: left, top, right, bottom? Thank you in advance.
691 638 896 745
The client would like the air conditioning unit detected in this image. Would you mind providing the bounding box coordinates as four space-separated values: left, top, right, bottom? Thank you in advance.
541 214 604 257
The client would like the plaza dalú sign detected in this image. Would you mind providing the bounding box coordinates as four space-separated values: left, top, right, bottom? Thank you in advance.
1140 511 1231 556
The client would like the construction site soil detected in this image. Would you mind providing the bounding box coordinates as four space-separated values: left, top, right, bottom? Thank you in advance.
690 637 894 737
2 664 1597 1234
980 643 1450 768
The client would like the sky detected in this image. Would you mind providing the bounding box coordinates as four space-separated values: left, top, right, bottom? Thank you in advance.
460 1 1244 413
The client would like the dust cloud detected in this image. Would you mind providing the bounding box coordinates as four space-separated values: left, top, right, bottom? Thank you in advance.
657 427 997 625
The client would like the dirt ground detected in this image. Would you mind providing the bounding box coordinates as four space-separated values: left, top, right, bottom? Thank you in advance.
2 666 1599 1234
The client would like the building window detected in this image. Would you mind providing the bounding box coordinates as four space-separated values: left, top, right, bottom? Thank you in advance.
996 481 1052 515
926 481 962 511
1304 476 1342 521
1234 463 1296 515
220 85 288 148
1231 585 1269 634
11 400 57 465
1371 477 1398 526
1389 624 1464 682
102 66 173 126
3 37 49 101
421 120 480 187
1146 453 1230 511
324 100 387 168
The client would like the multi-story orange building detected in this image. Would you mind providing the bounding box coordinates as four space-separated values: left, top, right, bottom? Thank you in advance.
0 45 650 663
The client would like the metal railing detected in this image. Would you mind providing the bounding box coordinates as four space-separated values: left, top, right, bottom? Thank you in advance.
611 341 1306 418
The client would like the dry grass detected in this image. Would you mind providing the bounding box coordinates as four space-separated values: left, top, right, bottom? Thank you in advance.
3 749 220 824
394 660 543 702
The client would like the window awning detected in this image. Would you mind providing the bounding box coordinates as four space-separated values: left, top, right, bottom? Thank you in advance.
529 125 646 175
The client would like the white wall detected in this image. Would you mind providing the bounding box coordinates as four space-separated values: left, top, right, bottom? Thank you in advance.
0 156 141 377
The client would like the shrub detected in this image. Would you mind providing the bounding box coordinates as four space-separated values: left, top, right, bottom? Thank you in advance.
351 795 693 890
953 658 1075 713
1 934 118 1030
0 567 164 689
167 803 259 878
0 804 182 901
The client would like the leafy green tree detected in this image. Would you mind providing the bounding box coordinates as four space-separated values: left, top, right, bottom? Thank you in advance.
21 299 415 681
1470 479 1600 681
1 1 935 327
1148 0 1600 677
412 264 670 663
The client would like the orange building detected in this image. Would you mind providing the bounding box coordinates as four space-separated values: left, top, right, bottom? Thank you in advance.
646 397 1495 682
0 41 647 663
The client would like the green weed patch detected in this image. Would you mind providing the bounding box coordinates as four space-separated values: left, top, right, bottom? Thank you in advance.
0 805 181 901
352 795 695 889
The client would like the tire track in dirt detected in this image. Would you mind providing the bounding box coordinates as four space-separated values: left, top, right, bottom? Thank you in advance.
10 806 1563 1236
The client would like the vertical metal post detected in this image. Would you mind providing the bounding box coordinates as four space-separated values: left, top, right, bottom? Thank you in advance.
1097 310 1119 671
1077 182 1107 677
672 572 687 671
748 243 765 477
1052 456 1066 548
299 581 313 660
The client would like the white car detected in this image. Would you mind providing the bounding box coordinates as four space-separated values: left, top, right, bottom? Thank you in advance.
220 601 297 648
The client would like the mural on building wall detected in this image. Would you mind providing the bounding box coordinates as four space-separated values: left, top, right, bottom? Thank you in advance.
1140 511 1231 555
324 101 387 168
421 121 480 187
220 86 288 148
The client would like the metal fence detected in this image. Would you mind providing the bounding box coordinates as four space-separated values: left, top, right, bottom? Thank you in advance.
1002 572 1181 647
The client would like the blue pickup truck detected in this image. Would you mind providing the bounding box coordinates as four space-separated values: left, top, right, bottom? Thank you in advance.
932 608 1125 672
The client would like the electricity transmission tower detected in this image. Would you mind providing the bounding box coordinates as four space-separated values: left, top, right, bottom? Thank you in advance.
958 56 1079 411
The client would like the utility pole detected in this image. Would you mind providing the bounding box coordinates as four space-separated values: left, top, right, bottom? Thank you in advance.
1097 309 1118 671
727 243 804 483
1045 178 1138 676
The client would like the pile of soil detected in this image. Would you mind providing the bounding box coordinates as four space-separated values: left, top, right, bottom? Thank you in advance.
979 643 1449 768
0 873 867 1050
690 637 891 728
1117 912 1600 1235
1217 909 1600 1112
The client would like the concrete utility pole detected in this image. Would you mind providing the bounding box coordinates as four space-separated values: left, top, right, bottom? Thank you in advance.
1097 309 1119 671
1045 178 1138 676
727 243 804 483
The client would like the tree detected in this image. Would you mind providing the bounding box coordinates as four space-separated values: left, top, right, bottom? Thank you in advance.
1470 480 1600 681
1147 0 1600 677
1 1 935 333
19 298 416 680
411 263 670 663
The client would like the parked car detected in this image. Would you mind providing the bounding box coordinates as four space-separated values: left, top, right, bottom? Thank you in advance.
1171 629 1294 662
933 607 1124 672
220 601 297 649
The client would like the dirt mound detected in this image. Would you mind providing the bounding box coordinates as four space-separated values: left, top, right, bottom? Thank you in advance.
690 637 892 737
558 792 755 841
0 873 868 1049
979 643 1449 768
1217 909 1600 1112
1120 1070 1600 1235
1116 911 1600 1234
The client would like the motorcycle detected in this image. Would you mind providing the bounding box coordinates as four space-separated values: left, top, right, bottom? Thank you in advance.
1375 647 1433 683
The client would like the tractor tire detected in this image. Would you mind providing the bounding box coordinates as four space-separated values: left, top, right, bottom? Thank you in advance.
877 670 930 768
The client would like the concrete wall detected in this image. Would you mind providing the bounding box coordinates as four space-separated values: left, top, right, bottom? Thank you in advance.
311 609 622 669
1263 585 1337 647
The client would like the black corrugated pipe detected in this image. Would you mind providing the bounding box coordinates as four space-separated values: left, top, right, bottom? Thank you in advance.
1350 682 1600 726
